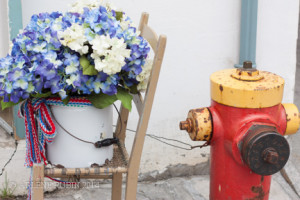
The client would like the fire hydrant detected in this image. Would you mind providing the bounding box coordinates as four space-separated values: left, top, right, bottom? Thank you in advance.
180 61 300 200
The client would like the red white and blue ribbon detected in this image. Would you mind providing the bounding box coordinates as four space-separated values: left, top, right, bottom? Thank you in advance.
46 97 92 107
19 98 56 167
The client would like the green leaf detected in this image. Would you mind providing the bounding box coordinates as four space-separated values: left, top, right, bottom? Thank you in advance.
62 96 71 105
83 64 98 75
80 56 98 75
1 100 19 110
88 93 118 109
129 85 138 94
116 87 133 111
31 91 52 98
116 11 123 21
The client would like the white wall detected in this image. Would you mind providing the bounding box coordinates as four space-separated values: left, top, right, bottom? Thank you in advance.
257 0 299 104
15 0 300 174
0 0 10 57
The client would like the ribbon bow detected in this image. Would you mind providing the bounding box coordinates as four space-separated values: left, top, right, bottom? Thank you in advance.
19 98 56 167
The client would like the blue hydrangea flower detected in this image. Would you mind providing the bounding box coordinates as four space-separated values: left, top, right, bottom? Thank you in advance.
0 3 150 104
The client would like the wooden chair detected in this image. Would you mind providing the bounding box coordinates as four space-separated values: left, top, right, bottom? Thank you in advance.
32 12 167 200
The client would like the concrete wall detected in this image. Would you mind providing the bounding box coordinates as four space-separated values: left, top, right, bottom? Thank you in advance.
0 0 299 195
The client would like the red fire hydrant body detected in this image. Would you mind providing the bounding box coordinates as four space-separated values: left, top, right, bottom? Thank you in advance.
180 62 299 200
210 101 286 199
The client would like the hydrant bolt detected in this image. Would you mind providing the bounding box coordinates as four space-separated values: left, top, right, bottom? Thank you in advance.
179 119 192 132
263 148 279 164
242 60 254 70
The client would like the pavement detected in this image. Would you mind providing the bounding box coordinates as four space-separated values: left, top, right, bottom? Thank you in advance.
10 173 299 200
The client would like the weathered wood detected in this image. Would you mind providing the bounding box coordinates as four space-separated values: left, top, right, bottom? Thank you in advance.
45 166 128 177
138 12 149 35
133 93 144 117
115 106 129 142
47 174 113 179
142 24 159 50
125 35 167 200
112 173 123 200
138 13 158 50
32 164 44 200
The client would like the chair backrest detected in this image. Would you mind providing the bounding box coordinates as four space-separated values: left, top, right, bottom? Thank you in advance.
115 12 167 145
123 12 167 200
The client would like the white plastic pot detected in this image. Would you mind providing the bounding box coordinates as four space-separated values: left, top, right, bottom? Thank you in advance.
47 104 113 168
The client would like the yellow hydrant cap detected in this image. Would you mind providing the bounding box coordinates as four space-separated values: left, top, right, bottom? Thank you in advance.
210 63 284 108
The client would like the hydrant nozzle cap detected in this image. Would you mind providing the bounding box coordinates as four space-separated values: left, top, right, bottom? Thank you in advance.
179 108 212 141
180 119 192 132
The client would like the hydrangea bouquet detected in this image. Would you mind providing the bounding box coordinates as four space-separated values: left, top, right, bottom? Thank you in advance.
0 0 151 111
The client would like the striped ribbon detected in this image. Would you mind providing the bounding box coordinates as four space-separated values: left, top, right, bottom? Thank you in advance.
19 98 56 167
46 97 92 107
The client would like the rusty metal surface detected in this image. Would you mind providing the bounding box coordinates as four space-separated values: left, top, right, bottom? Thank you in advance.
241 125 290 176
232 61 263 81
231 68 264 81
179 107 212 141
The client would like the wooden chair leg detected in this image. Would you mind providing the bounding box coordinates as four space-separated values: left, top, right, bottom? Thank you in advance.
32 164 44 200
112 173 123 200
125 170 139 200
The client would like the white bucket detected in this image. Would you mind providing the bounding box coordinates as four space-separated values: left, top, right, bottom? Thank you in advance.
47 104 113 168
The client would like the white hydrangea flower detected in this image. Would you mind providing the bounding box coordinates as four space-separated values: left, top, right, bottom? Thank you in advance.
70 0 104 14
137 59 153 92
90 35 110 55
90 35 131 75
58 23 88 55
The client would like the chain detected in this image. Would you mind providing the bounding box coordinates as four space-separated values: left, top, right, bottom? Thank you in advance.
124 128 210 150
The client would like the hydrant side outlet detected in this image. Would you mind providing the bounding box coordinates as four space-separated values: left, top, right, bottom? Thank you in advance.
241 125 290 176
180 108 212 141
282 103 300 135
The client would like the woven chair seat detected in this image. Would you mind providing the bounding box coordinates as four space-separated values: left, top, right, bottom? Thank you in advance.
44 141 129 178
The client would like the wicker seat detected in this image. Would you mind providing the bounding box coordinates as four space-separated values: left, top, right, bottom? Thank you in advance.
44 142 129 178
